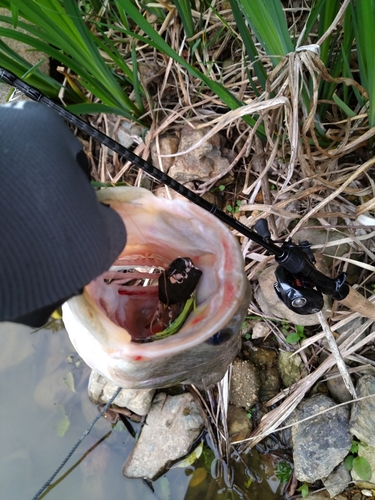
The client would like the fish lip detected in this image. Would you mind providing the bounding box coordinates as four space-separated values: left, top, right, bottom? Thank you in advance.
64 186 249 358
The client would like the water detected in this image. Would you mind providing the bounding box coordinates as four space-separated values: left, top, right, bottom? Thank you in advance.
0 321 286 500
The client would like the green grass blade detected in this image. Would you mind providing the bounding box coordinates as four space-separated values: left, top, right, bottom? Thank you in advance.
172 0 195 41
351 0 375 128
0 1 143 117
317 0 341 66
0 39 68 97
229 0 267 91
131 42 145 114
237 0 294 59
332 92 356 117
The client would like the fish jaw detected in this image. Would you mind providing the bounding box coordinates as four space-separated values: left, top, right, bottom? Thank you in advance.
62 186 249 388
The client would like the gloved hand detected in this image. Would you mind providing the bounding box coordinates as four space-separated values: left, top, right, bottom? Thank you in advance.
0 101 126 327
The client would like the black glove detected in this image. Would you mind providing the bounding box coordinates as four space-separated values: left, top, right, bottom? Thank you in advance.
0 101 126 326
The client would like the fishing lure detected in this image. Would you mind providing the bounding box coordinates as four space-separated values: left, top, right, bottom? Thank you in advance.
145 257 202 342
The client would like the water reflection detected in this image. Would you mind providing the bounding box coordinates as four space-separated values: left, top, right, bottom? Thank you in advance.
0 321 286 500
0 321 190 499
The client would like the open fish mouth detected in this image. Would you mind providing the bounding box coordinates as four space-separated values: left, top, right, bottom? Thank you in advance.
62 187 250 388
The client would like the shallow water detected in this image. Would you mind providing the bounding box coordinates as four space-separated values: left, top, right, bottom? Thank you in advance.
0 320 285 500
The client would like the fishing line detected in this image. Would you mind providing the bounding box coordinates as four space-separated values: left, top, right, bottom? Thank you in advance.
30 387 121 500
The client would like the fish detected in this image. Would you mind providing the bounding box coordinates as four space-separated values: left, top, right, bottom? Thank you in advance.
62 186 250 389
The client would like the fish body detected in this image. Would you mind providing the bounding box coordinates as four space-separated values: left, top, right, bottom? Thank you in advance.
62 187 250 389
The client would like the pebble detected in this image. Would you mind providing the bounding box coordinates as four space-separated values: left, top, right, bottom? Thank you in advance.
229 359 260 409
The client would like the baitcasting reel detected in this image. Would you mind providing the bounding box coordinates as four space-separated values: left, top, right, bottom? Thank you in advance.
255 219 348 315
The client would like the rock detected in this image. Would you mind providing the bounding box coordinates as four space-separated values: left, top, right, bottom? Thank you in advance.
252 321 271 339
350 375 375 446
351 442 375 488
230 359 260 409
150 135 179 172
88 371 154 416
255 255 331 326
279 351 304 387
168 125 234 183
326 375 353 403
116 121 145 149
291 393 352 482
122 392 204 479
246 347 280 401
323 463 351 498
227 405 253 441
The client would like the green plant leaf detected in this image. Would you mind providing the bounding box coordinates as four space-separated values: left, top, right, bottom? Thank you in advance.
332 93 356 118
159 476 170 500
285 332 302 344
171 441 204 468
297 483 309 498
350 440 359 454
353 456 372 481
345 454 354 471
236 0 293 60
63 371 75 393
56 414 70 437
275 461 293 483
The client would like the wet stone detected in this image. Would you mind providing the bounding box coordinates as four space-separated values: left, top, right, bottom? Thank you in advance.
350 374 375 447
291 393 351 483
122 392 204 479
230 359 260 409
88 371 154 416
227 405 253 441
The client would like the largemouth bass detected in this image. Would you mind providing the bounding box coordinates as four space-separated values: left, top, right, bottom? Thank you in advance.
62 187 250 389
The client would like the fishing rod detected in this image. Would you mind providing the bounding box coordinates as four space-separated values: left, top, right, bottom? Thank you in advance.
0 67 352 315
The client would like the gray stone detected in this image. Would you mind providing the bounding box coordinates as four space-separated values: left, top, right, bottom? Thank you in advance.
350 375 375 447
351 442 375 488
323 463 351 498
229 359 260 409
326 376 353 403
292 393 351 482
88 371 154 416
122 392 204 479
279 351 305 387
